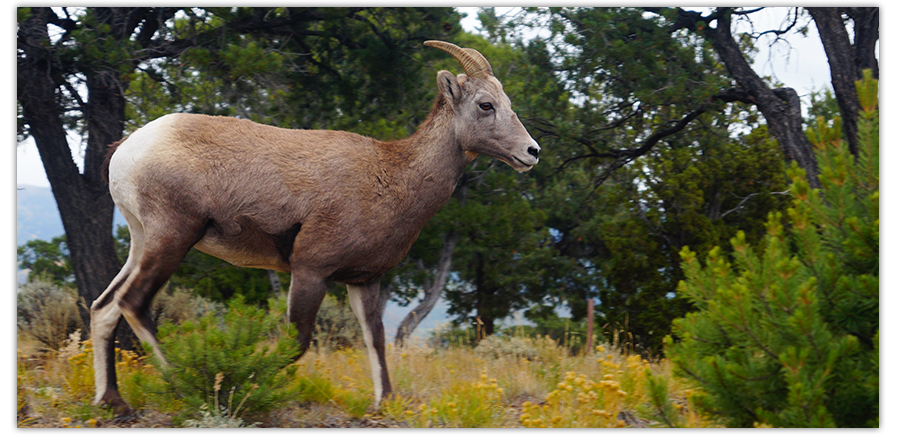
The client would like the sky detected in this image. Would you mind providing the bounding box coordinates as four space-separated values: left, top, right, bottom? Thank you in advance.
15 6 840 188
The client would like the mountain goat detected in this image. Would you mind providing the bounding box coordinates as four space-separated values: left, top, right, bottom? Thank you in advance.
92 40 540 415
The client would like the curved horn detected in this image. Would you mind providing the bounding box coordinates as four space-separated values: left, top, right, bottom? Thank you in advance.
424 40 493 79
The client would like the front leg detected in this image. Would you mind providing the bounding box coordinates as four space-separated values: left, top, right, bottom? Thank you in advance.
287 269 329 357
346 276 392 406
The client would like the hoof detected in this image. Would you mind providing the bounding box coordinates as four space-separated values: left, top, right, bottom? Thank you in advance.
98 391 134 418
112 414 136 422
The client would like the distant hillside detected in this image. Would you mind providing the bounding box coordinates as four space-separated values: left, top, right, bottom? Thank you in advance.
16 185 127 247
16 185 64 246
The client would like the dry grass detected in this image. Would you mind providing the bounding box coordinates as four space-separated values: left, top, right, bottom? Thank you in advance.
14 281 720 427
17 328 721 428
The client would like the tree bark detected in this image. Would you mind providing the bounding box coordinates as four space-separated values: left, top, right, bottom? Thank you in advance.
808 7 879 157
846 8 879 79
394 230 458 346
18 8 124 331
704 8 820 187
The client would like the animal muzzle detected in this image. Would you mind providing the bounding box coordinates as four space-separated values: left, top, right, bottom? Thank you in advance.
511 138 541 171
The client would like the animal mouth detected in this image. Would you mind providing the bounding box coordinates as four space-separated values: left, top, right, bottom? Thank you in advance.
513 156 537 171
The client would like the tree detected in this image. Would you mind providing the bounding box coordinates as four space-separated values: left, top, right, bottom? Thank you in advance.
476 6 876 350
806 7 878 157
646 7 877 180
392 204 459 346
665 72 878 427
655 7 820 187
467 8 786 349
17 7 461 330
18 7 137 328
443 169 550 338
515 7 877 188
17 236 73 287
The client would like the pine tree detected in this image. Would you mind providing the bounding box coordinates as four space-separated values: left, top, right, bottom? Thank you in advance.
664 71 878 428
141 296 300 420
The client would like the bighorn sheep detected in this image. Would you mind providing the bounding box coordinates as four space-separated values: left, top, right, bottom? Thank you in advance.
91 40 540 414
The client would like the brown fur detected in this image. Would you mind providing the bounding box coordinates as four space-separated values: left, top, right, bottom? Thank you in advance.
101 135 128 184
90 47 540 414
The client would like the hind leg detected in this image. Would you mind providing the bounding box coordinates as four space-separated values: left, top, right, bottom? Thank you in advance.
91 207 144 413
90 260 134 414
91 210 201 414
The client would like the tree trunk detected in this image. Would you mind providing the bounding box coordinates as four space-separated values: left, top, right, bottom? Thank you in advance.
847 8 879 79
267 270 283 293
18 8 125 334
808 7 879 157
706 8 820 187
394 230 458 346
471 253 497 340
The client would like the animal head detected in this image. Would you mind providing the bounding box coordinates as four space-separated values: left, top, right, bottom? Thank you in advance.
425 40 540 172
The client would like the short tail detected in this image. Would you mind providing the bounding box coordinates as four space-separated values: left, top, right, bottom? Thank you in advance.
101 136 129 185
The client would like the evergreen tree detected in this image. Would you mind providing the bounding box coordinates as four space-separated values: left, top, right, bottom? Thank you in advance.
664 71 878 427
479 7 792 350
17 236 73 287
141 296 301 420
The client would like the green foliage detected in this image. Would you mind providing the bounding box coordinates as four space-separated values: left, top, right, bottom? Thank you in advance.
665 73 878 427
442 167 551 335
149 287 227 327
806 87 841 128
124 7 463 135
643 369 680 428
467 8 792 351
141 296 300 421
170 250 278 305
17 236 73 287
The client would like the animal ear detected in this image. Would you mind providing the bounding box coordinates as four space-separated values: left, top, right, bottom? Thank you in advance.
437 70 462 103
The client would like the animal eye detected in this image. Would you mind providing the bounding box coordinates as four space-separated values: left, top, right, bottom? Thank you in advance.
479 102 494 111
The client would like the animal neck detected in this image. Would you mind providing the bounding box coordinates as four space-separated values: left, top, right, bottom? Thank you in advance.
384 98 475 188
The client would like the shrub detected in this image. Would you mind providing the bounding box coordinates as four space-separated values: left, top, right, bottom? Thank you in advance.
474 334 555 361
150 287 226 326
182 405 259 428
312 294 363 351
664 71 878 428
141 295 300 422
17 277 84 351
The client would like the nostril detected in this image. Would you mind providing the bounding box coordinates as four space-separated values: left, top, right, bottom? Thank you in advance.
527 146 540 159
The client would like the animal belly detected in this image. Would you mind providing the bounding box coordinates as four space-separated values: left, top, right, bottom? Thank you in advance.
193 231 292 273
